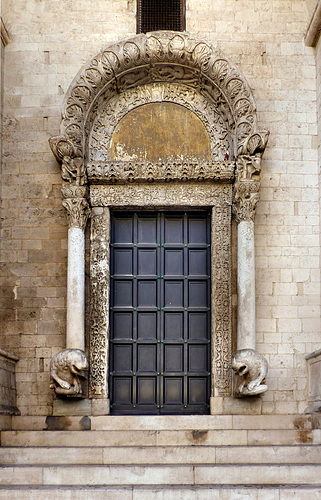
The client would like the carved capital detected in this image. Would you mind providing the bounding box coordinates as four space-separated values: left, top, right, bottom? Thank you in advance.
233 155 261 222
232 348 268 397
62 185 90 230
49 349 88 398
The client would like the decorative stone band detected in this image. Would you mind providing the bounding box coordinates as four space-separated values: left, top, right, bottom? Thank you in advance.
62 185 90 230
87 161 235 184
58 32 262 158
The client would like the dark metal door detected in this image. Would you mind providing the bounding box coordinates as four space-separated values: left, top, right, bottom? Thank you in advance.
110 212 210 414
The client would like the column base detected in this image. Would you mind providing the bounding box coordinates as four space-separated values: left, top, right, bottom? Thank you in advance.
210 396 263 415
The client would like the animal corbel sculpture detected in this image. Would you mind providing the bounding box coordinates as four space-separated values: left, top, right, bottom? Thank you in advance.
50 349 88 397
231 348 268 396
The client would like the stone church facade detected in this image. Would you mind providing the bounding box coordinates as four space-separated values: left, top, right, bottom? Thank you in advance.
0 0 321 429
2 0 321 496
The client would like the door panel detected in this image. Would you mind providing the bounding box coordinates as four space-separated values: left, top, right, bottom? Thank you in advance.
110 212 210 415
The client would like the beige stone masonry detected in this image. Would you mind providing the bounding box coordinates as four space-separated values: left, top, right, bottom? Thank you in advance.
1 0 319 415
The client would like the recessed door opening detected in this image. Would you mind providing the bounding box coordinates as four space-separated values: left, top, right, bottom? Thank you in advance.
109 211 211 415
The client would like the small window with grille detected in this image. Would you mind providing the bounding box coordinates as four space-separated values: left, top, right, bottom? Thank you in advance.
137 0 185 34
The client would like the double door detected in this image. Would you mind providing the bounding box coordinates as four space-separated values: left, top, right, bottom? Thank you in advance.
110 212 211 414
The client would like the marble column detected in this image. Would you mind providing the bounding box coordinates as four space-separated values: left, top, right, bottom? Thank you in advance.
234 155 261 352
62 185 90 351
237 219 256 351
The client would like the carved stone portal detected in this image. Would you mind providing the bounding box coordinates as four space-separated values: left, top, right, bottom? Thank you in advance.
49 31 269 411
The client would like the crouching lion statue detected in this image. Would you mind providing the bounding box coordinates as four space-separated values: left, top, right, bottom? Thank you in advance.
50 349 88 397
231 349 268 396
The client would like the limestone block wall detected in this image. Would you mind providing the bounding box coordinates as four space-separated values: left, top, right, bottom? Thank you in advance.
0 0 319 415
0 349 19 415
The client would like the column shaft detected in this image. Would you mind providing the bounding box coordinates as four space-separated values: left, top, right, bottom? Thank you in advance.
66 226 85 350
237 219 256 351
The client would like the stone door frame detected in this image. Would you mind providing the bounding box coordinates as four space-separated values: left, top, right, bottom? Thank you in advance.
89 182 233 410
49 31 268 413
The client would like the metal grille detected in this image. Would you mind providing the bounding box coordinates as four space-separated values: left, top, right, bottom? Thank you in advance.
137 0 185 34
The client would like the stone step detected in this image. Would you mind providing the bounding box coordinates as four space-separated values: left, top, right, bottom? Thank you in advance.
1 428 319 447
0 464 321 487
9 414 313 431
0 487 320 500
0 444 320 465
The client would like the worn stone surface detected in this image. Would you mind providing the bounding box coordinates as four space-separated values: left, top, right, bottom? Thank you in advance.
305 349 321 412
231 349 268 396
0 350 19 416
0 0 320 416
49 349 88 397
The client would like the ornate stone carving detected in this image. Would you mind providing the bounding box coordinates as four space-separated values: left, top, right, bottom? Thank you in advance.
90 183 232 208
233 131 270 222
87 161 234 184
59 31 263 161
233 155 261 222
89 83 232 162
49 136 86 185
231 348 268 396
61 185 90 230
48 31 270 407
211 204 232 396
89 208 110 397
49 349 88 397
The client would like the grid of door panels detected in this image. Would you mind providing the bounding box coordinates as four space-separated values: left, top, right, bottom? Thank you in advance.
110 212 211 414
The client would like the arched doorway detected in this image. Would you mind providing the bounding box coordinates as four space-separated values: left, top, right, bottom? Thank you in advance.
50 31 268 414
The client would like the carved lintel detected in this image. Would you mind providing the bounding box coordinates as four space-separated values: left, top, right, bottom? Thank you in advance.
231 348 268 397
49 349 88 398
62 185 90 230
87 161 235 184
90 183 232 208
233 155 261 223
49 136 86 185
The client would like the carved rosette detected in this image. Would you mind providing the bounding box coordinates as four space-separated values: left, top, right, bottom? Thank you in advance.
62 185 90 230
